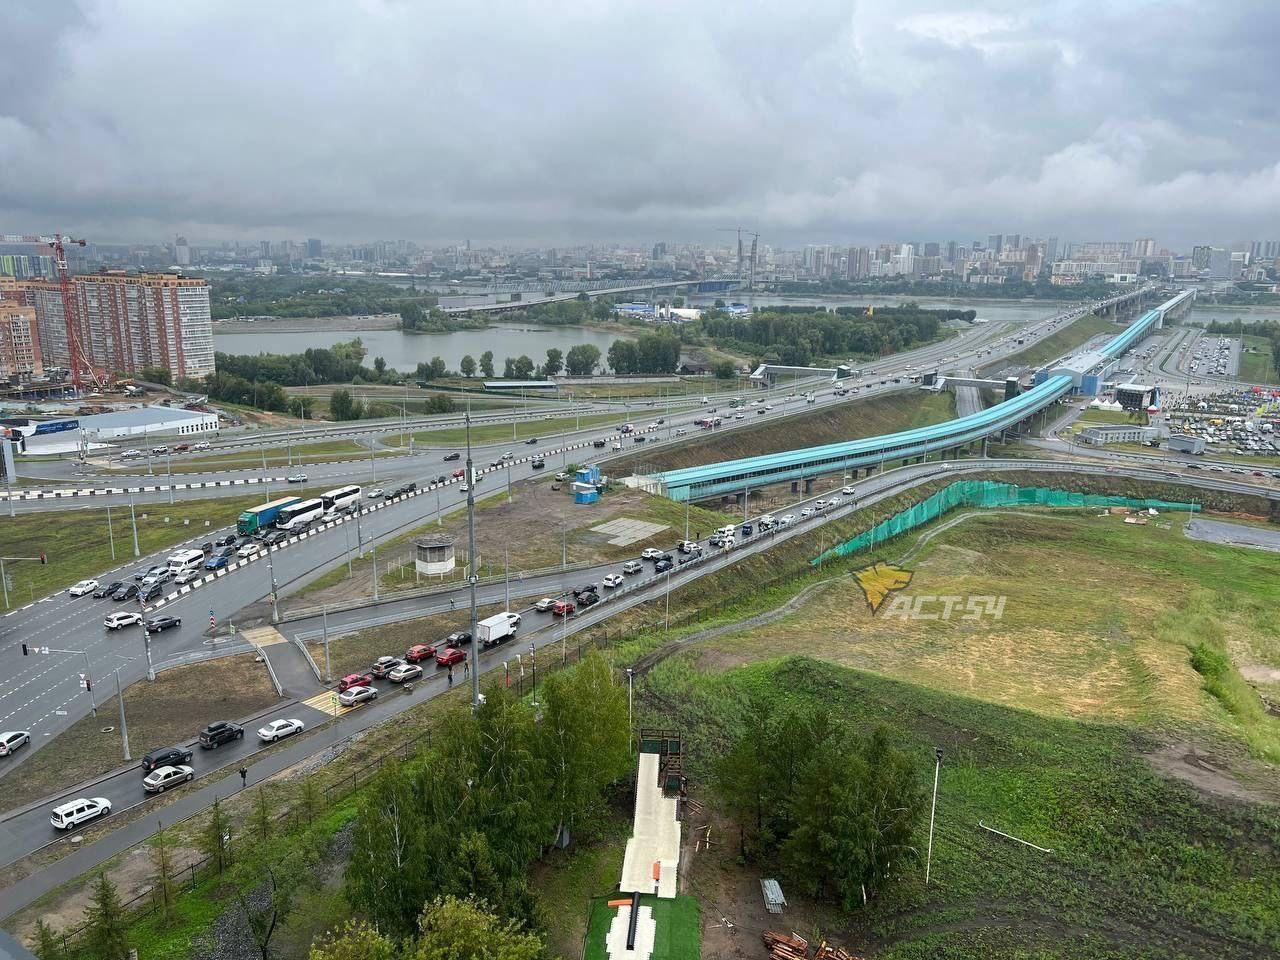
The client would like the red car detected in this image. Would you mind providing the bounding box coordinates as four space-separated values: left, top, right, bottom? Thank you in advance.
451 468 465 479
405 644 437 663
435 647 466 668
338 672 374 692
553 599 575 617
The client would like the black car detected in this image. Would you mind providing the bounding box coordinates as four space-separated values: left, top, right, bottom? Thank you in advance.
531 459 545 469
215 534 237 547
572 583 597 598
141 582 163 602
654 558 674 573
145 615 181 632
112 583 140 602
578 591 600 608
593 439 606 448
94 580 123 599
633 435 646 443
525 437 539 444
140 745 193 772
435 475 448 485
443 631 472 646
216 545 236 559
200 542 213 554
443 452 461 461
198 721 244 749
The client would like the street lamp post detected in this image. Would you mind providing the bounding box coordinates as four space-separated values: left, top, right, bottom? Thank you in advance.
463 407 481 709
128 488 140 557
114 668 131 761
625 667 634 748
321 606 332 683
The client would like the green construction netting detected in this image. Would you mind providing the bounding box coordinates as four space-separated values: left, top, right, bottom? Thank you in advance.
811 480 1201 565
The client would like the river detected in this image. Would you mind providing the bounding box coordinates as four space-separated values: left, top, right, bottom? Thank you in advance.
213 322 623 371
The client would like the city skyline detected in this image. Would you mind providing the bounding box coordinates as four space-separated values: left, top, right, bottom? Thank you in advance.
4 2 1280 246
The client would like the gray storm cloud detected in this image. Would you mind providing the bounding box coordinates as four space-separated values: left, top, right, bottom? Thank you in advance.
1 0 1278 246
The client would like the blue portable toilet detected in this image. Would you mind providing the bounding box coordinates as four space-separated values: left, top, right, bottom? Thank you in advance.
572 481 599 504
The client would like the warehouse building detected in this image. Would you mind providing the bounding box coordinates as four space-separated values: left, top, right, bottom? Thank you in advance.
1078 424 1159 446
78 406 219 441
1168 434 1206 455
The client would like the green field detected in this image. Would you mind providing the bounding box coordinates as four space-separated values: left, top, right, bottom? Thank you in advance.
584 895 701 960
981 313 1118 374
1239 335 1276 383
0 493 287 606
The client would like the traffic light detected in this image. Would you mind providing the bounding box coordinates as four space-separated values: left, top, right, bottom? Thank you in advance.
39 553 46 565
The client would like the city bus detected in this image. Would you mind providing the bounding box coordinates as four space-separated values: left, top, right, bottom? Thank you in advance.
276 498 326 531
320 484 362 516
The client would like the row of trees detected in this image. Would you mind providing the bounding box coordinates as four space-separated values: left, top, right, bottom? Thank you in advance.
696 305 945 367
606 330 682 375
208 276 437 321
329 389 455 422
714 698 924 910
414 345 605 382
399 302 486 333
215 340 389 386
310 899 546 960
346 655 630 938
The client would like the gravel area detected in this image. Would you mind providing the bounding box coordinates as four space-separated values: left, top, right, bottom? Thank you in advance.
1185 518 1280 553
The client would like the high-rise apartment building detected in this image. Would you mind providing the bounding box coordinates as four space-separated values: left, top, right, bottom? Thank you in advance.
1133 238 1157 258
987 234 1003 255
174 236 191 266
22 272 214 380
0 299 42 382
307 238 323 258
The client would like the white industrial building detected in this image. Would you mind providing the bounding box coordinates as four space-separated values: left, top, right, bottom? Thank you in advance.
78 406 219 441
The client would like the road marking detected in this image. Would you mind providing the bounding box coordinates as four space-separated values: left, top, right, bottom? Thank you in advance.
300 691 340 713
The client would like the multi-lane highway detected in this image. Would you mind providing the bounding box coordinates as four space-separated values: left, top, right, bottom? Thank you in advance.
0 296 1154 760
1 451 1274 920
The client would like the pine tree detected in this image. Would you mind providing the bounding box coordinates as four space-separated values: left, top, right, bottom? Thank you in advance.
200 796 233 872
250 785 273 841
33 918 63 960
150 821 178 924
84 873 131 960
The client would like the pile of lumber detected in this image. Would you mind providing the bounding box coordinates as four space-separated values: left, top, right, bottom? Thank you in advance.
762 931 807 960
762 933 865 960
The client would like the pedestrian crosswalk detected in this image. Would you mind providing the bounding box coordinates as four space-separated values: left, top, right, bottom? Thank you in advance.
300 691 342 714
241 626 290 647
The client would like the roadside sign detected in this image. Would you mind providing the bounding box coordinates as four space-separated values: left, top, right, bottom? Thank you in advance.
209 608 215 630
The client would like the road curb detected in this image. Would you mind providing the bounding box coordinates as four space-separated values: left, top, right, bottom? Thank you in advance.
0 698 301 826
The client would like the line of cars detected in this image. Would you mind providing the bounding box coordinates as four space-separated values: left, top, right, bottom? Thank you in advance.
48 715 304 832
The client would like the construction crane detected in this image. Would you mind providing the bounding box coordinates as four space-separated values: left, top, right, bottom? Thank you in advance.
1 233 93 392
716 227 760 292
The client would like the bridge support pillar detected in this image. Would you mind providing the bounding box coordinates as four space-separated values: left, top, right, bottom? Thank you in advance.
803 479 813 494
791 481 799 493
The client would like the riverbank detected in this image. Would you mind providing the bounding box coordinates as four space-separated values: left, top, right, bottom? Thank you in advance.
211 313 402 334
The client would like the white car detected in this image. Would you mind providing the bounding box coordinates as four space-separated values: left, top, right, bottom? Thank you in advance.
50 796 111 831
828 496 842 507
192 441 211 451
237 542 263 559
174 569 201 585
69 579 99 597
778 514 795 527
601 574 623 588
641 548 663 560
338 685 379 706
611 442 623 450
720 536 736 549
501 451 513 460
814 499 828 510
143 764 194 793
677 540 698 553
841 486 856 496
622 560 643 575
366 488 384 498
801 507 815 518
534 598 558 612
287 473 308 484
257 718 304 742
459 484 471 493
0 731 31 757
105 611 142 630
387 663 423 683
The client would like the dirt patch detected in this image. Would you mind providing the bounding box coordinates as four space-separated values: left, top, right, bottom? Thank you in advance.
1145 742 1279 806
4 653 281 812
1240 664 1280 684
13 840 203 941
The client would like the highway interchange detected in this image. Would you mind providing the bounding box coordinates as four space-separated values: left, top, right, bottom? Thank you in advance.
2 288 1278 917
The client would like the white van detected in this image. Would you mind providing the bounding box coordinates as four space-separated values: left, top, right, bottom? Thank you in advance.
167 549 205 575
717 525 737 538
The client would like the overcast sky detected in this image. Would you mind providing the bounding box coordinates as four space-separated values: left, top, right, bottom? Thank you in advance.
2 1 1278 249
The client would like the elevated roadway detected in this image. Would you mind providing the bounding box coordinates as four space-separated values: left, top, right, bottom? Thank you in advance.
652 290 1190 501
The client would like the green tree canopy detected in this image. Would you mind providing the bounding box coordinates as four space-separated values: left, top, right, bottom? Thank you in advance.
564 343 601 376
460 354 477 377
480 351 495 378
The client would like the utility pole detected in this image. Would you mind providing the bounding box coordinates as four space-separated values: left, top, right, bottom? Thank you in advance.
464 405 481 709
926 747 943 884
114 668 131 761
128 488 140 557
321 606 332 683
105 503 116 560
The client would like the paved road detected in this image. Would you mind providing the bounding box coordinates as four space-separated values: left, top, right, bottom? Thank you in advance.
1 450 1270 918
1184 517 1280 552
